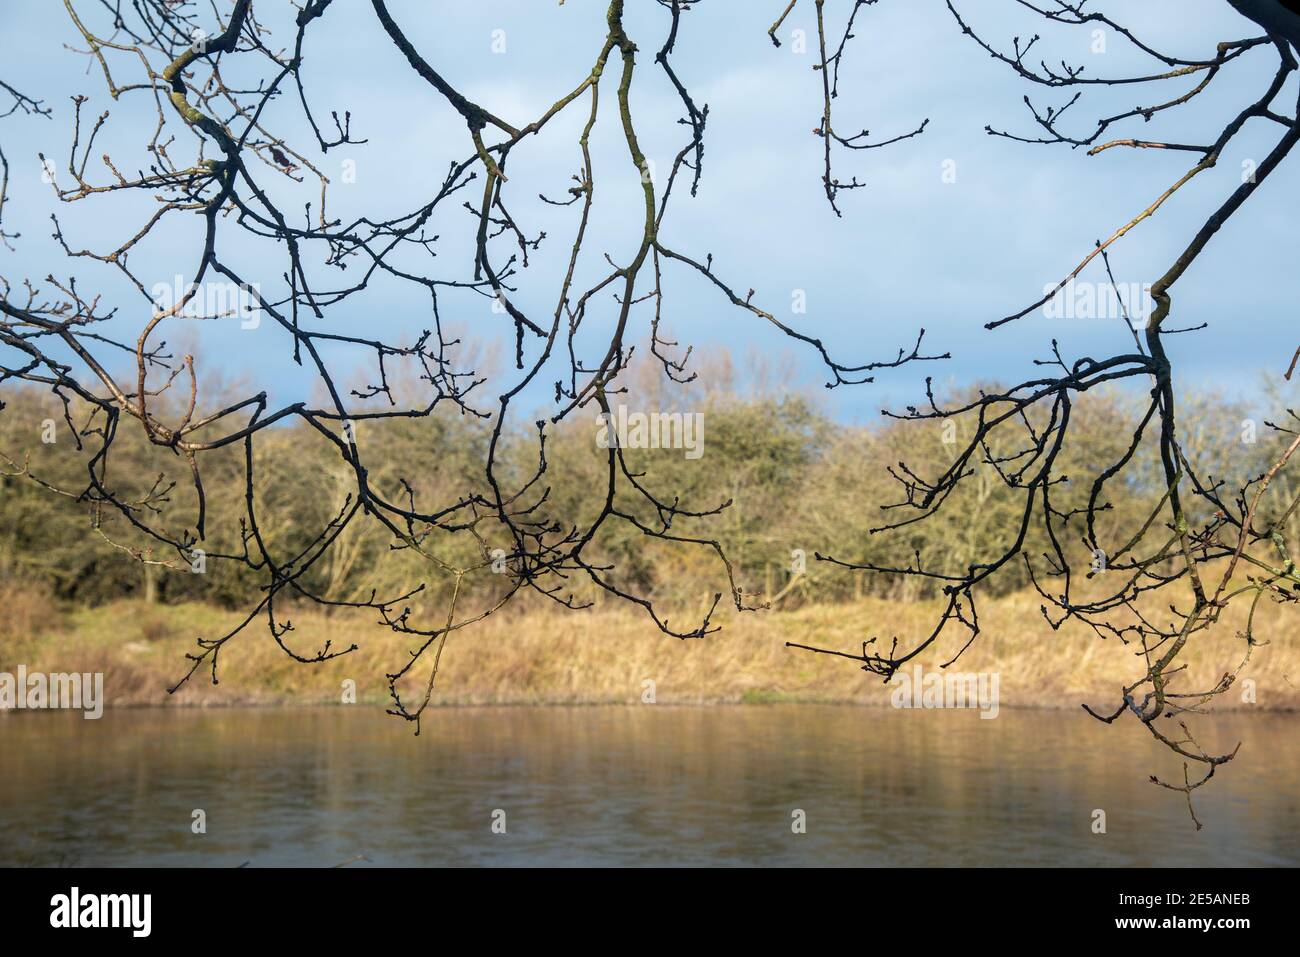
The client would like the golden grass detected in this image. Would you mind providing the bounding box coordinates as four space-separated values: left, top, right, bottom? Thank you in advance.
3 587 1297 712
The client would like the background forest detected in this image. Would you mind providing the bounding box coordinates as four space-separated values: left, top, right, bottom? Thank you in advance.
3 348 1292 620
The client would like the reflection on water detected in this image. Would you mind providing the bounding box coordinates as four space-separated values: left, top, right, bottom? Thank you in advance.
1 705 1296 866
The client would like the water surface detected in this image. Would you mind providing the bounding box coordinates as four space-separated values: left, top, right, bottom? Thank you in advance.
1 705 1296 866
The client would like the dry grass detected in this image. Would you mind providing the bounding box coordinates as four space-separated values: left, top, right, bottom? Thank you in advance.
3 588 1298 712
0 578 61 647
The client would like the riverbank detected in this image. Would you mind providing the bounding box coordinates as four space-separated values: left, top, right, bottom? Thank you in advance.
3 586 1297 712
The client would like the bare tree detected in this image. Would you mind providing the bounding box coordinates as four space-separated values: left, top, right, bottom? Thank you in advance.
0 1 1295 826
1 0 943 731
787 0 1300 827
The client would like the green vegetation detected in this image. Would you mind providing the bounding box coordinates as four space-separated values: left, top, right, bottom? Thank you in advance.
2 364 1295 712
1 367 1291 615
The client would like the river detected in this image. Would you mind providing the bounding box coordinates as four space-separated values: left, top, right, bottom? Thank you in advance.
1 705 1295 866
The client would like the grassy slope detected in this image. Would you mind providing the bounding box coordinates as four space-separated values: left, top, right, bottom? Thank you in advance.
3 589 1297 711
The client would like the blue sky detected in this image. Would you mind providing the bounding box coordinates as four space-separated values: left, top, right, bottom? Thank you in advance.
1 0 1297 424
